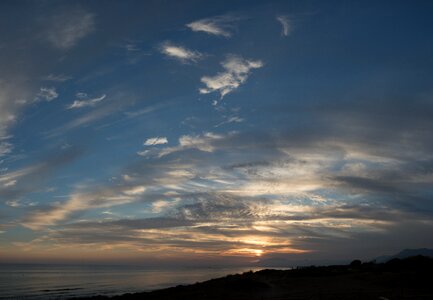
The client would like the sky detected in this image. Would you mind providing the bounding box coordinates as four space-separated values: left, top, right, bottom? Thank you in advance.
1 0 433 266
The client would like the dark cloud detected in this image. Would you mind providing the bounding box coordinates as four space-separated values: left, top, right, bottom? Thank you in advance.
174 192 270 221
67 217 195 230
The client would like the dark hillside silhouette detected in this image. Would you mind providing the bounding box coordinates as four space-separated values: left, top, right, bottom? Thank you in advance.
375 248 433 263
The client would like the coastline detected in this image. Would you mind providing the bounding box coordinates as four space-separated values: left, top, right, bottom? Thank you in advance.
72 256 433 300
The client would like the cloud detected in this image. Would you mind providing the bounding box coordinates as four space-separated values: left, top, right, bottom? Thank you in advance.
6 199 20 207
0 81 21 139
67 94 106 109
160 42 203 63
177 133 223 152
276 15 291 36
144 137 168 146
139 132 233 157
45 106 112 137
125 43 139 52
0 77 41 149
16 109 433 259
22 183 147 230
215 116 244 127
43 74 72 82
76 92 87 99
23 189 420 262
0 141 12 158
45 8 95 49
6 61 433 262
0 147 83 205
174 192 269 221
152 200 179 213
3 179 16 188
67 217 195 231
123 41 151 64
45 89 135 137
186 15 238 37
36 87 58 102
124 103 168 118
200 55 263 98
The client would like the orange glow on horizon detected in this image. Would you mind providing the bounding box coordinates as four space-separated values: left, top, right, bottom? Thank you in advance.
222 248 264 257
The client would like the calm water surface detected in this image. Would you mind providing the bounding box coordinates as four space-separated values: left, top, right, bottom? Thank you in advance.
0 264 275 299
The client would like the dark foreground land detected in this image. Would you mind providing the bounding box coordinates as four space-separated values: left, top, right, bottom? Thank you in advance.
75 256 433 300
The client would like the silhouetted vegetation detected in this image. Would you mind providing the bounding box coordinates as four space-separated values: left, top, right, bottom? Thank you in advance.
73 255 433 300
349 259 362 268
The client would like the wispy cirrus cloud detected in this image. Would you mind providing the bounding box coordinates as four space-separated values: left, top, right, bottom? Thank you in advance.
200 55 263 98
0 148 82 203
123 41 151 64
22 184 147 230
43 74 72 82
186 15 238 37
215 115 244 128
0 82 19 138
45 90 136 137
0 141 12 158
123 102 169 119
67 93 106 109
160 42 203 63
276 15 291 37
45 8 95 49
0 81 25 142
2 82 56 141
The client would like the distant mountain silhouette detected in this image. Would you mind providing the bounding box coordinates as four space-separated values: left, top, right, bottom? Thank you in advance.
375 248 433 263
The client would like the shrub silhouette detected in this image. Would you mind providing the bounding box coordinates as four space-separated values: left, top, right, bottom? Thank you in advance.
350 259 362 267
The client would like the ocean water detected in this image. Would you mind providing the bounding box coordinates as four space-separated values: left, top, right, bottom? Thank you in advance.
0 264 267 299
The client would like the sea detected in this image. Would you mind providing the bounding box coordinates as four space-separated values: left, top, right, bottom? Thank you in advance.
0 264 271 299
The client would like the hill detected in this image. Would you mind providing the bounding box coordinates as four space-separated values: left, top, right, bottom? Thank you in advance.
375 248 433 263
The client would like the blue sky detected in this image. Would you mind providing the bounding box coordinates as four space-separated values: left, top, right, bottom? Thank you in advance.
1 0 433 265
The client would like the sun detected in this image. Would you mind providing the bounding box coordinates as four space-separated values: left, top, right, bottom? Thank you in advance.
222 248 264 257
252 249 264 257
